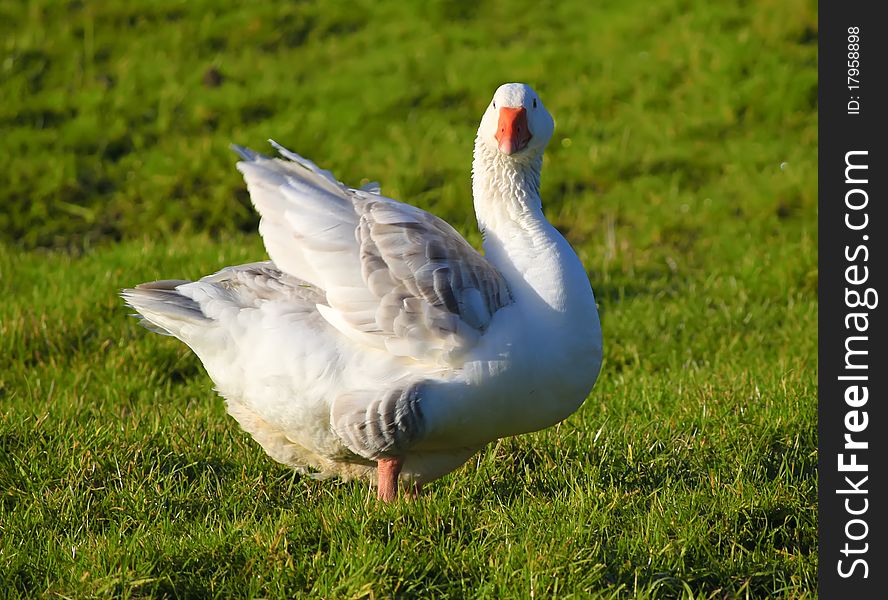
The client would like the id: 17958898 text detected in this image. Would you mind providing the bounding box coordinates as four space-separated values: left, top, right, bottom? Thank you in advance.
847 26 861 115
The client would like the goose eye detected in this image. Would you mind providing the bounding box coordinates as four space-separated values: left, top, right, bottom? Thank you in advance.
493 101 497 109
533 98 538 109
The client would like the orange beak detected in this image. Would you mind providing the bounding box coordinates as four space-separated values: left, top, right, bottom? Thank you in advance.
495 107 532 155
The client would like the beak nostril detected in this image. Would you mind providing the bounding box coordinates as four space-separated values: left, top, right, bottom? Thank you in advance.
495 107 531 153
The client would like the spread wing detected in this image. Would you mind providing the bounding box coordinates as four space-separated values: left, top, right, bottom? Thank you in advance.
233 141 512 366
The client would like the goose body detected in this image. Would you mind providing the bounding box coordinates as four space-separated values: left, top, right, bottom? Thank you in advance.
123 83 603 499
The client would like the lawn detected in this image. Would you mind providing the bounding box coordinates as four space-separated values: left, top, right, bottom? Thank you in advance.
1 0 817 597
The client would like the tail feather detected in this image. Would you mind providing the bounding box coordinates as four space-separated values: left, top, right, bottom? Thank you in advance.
121 280 208 337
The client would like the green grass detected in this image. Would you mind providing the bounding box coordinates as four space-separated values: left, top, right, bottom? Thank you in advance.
1 0 816 597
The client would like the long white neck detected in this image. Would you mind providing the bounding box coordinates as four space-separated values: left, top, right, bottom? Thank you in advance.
471 138 593 315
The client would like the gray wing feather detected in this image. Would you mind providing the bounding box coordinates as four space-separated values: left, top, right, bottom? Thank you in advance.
233 142 513 365
346 196 511 363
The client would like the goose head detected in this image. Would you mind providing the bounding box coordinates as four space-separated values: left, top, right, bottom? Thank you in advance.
477 83 555 159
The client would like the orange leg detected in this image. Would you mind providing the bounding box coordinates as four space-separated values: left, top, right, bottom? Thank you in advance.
377 457 403 502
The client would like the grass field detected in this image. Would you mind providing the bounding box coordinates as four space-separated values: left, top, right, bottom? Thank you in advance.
1 0 817 597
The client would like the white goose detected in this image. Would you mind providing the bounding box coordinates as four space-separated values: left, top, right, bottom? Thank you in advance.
123 83 603 501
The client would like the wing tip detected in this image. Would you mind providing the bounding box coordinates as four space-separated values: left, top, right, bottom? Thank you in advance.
230 140 296 162
268 139 305 163
230 143 261 161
